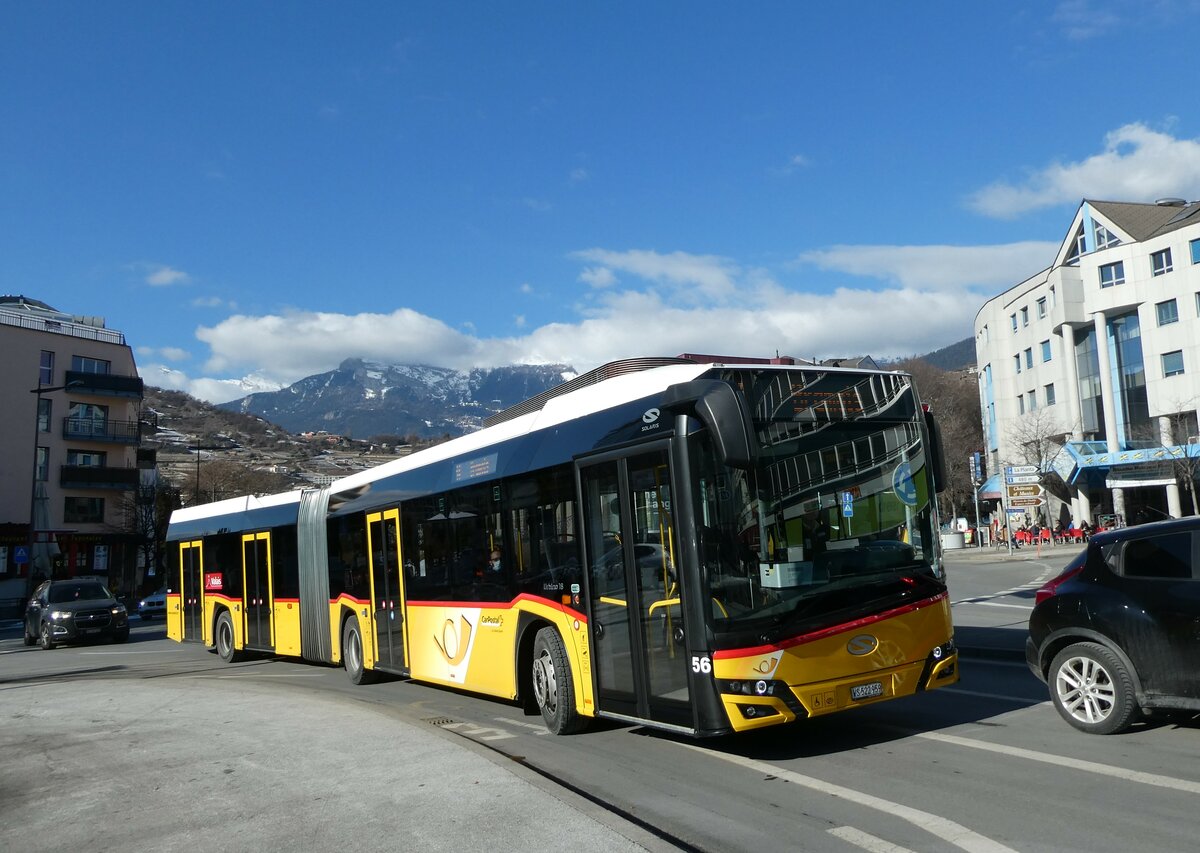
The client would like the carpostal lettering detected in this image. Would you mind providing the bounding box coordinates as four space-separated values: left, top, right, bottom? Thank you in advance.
481 614 504 628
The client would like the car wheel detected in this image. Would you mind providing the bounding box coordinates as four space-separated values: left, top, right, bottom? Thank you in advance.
342 618 376 685
215 611 242 663
531 627 586 735
39 621 55 651
1050 641 1139 735
23 624 37 647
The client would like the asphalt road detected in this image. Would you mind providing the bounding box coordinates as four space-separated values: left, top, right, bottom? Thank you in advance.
4 550 1199 853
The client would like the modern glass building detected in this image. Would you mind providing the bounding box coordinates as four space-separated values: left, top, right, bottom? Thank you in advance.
974 199 1200 527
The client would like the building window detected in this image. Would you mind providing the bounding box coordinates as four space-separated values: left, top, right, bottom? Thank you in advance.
37 398 51 432
1024 348 1033 369
1041 340 1052 362
35 447 49 481
1094 223 1119 249
1151 248 1173 276
1014 354 1022 374
1099 261 1125 288
1010 313 1017 332
1028 389 1037 410
66 450 107 466
70 355 111 374
1045 383 1056 405
1163 350 1185 377
64 497 105 524
1157 299 1179 326
1196 292 1200 316
38 350 54 385
1191 238 1200 264
1021 306 1029 326
1018 394 1025 414
1036 297 1047 318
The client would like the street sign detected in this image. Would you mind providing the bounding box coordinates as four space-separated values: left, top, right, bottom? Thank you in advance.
1006 465 1039 475
1005 475 1041 485
14 545 28 565
1006 484 1045 498
841 491 854 518
1007 496 1045 508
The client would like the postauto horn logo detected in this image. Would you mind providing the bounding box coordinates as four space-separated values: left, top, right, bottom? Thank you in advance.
846 634 879 656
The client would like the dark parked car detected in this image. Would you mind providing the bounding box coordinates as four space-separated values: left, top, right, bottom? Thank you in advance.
1026 517 1200 734
23 579 130 649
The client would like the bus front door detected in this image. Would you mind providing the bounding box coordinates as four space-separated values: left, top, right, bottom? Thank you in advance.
242 533 274 650
178 541 204 642
367 509 408 673
580 448 692 729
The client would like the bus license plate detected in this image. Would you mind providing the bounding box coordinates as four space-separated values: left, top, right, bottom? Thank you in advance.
851 681 883 701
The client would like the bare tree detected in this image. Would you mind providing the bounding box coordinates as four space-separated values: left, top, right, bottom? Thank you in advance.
179 459 294 506
1005 407 1074 527
1127 401 1200 517
894 359 985 525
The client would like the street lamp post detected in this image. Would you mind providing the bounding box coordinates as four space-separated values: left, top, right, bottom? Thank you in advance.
23 379 83 602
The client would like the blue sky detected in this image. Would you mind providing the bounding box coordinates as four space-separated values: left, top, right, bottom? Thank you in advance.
4 1 1200 402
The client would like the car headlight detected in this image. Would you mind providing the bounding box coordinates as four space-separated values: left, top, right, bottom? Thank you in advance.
112 605 127 615
49 610 71 621
138 599 147 608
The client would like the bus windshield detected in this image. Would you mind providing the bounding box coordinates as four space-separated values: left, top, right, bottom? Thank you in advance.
693 367 941 636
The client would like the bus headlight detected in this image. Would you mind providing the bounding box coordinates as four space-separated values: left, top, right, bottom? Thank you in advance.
721 679 784 697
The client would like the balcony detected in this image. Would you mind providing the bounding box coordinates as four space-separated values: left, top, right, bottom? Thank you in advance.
60 465 140 491
61 417 140 444
64 369 144 399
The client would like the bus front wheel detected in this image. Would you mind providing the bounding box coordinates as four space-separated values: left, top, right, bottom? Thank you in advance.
531 628 586 735
215 611 242 663
343 618 377 685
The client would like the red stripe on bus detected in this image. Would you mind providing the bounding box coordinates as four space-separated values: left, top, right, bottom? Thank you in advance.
712 592 948 660
407 592 587 624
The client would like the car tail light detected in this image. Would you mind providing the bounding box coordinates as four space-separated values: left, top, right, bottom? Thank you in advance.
1035 561 1085 605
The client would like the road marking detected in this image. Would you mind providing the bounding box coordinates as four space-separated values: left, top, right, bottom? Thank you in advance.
492 716 549 735
79 649 190 655
942 687 1050 705
829 826 916 853
673 742 1017 853
970 602 1032 611
916 732 1200 795
182 673 326 679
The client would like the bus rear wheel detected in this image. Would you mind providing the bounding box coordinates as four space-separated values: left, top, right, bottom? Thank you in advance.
343 618 377 685
531 627 586 735
215 611 242 663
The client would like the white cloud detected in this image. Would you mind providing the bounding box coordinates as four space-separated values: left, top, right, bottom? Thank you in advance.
799 242 1056 290
514 314 526 328
1052 0 1121 40
192 296 235 309
572 248 738 301
569 167 589 184
969 124 1200 218
144 264 191 286
136 346 189 362
578 266 617 288
519 282 534 294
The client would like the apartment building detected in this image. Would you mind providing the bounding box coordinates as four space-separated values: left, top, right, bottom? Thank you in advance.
0 296 150 610
974 199 1200 528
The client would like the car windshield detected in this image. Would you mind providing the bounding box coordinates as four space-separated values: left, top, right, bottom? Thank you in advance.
48 582 111 604
693 368 942 635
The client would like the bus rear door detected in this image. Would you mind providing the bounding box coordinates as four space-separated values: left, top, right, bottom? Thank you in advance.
242 532 273 651
579 446 692 730
367 509 408 673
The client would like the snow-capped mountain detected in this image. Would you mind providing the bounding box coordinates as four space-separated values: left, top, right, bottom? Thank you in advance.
219 358 575 438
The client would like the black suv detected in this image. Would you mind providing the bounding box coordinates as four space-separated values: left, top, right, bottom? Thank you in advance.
24 579 130 649
1027 516 1200 734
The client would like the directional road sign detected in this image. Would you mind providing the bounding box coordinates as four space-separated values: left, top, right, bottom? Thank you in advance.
1005 474 1041 485
1006 465 1039 475
1007 496 1046 508
1006 484 1045 498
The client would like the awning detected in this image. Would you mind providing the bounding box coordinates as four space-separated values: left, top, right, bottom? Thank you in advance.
978 473 1003 500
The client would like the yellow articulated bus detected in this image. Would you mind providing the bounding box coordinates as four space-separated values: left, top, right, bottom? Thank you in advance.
166 356 958 736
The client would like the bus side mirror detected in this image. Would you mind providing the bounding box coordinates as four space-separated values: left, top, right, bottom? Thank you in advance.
662 380 756 470
924 409 947 493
